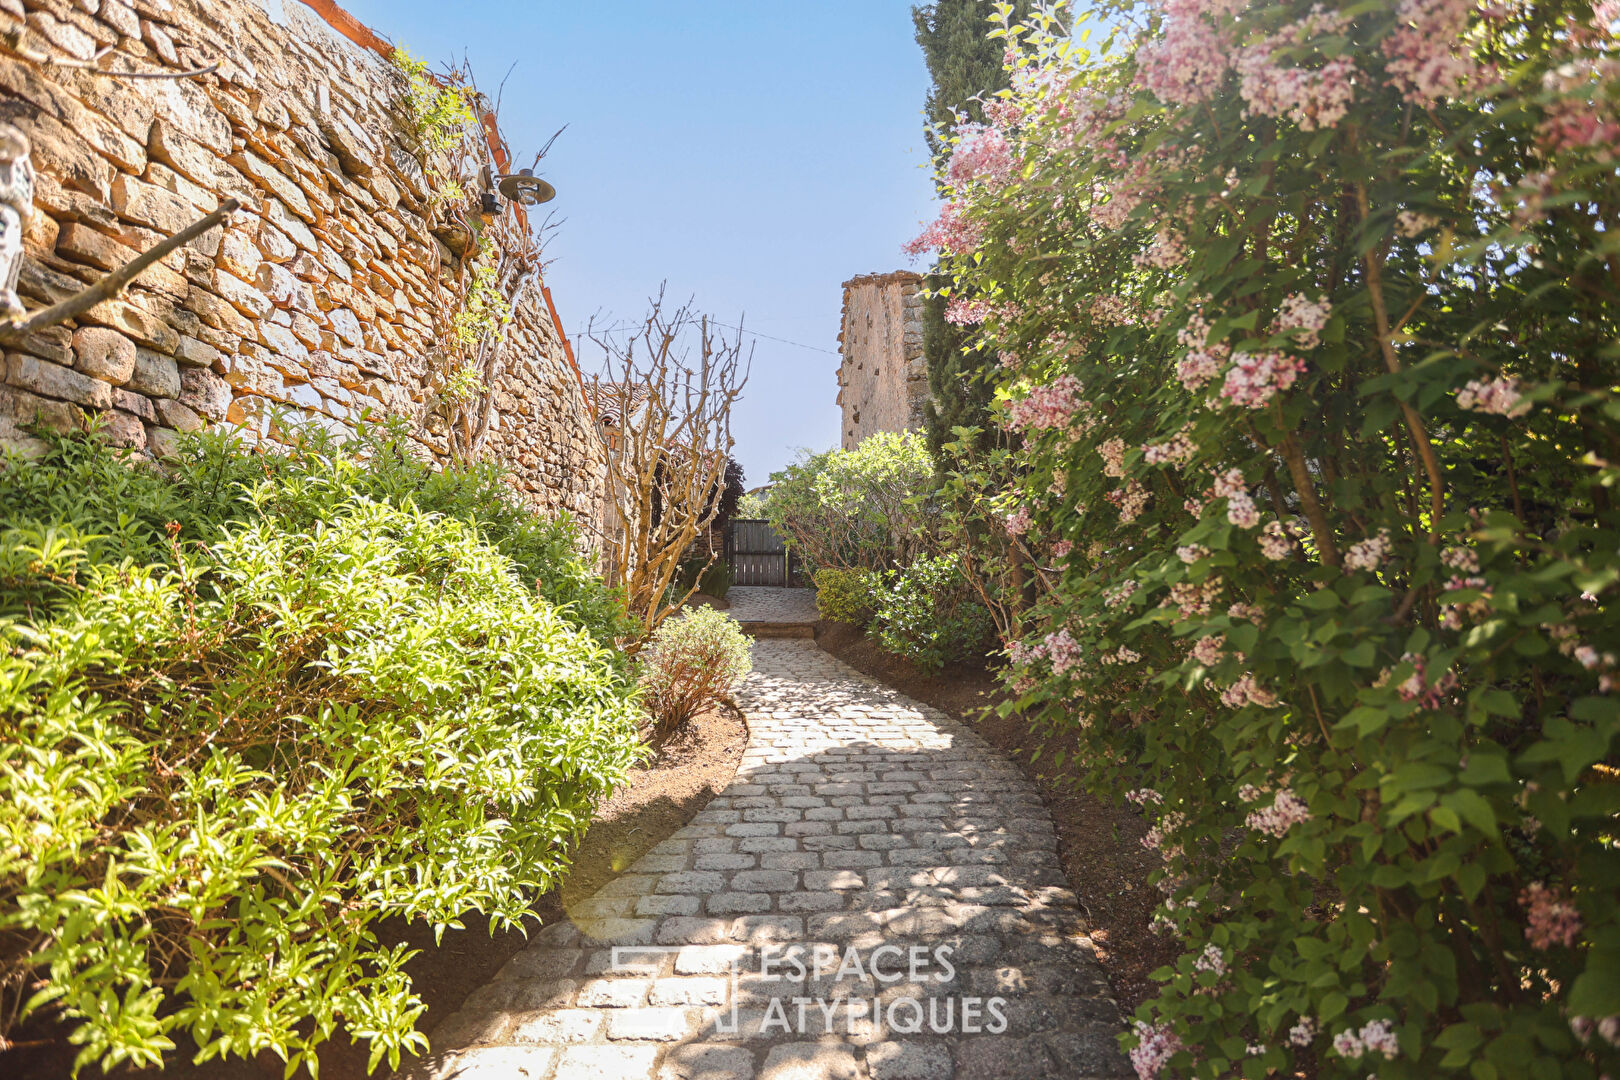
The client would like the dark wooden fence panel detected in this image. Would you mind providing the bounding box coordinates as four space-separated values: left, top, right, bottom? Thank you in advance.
725 519 792 586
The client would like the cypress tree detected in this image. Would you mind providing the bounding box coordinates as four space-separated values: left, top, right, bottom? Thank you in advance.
911 0 1026 456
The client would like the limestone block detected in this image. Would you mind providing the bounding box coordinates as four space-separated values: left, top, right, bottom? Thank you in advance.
0 383 81 434
145 423 184 458
77 297 179 353
110 174 199 234
152 396 202 432
148 123 242 201
6 352 113 410
184 285 252 337
72 327 137 384
113 387 156 422
227 149 313 222
211 268 271 317
216 228 263 279
17 326 74 366
127 348 180 398
101 409 146 448
172 334 220 369
178 366 229 420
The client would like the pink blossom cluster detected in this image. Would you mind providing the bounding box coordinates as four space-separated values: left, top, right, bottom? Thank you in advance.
1126 787 1165 806
1521 882 1583 949
1457 377 1531 417
1144 427 1198 467
1228 601 1265 623
1108 480 1150 523
1100 437 1128 478
1289 1016 1317 1046
945 297 994 326
1045 628 1085 675
1537 60 1620 161
1189 634 1227 666
1104 580 1139 608
1273 293 1332 349
902 201 984 258
1569 1015 1620 1048
983 97 1023 131
1130 1020 1184 1080
1005 506 1033 536
1375 651 1458 708
997 349 1022 370
1184 496 1208 518
1332 1019 1401 1060
1166 578 1224 619
1221 674 1278 708
1439 573 1491 629
1088 294 1142 326
1177 544 1211 565
1006 374 1084 431
1135 0 1233 107
1236 36 1357 132
1397 210 1440 237
1345 528 1394 572
1383 0 1487 102
1178 349 1227 391
1259 520 1294 560
1102 644 1143 665
1141 811 1187 853
1193 942 1227 976
1134 228 1188 270
1210 469 1260 528
1442 545 1480 573
947 123 1017 189
1219 351 1307 409
1052 539 1074 559
1245 787 1311 836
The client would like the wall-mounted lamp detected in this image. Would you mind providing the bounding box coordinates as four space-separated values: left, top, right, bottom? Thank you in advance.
495 168 556 207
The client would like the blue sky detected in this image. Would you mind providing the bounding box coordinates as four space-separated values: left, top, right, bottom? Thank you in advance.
334 0 939 489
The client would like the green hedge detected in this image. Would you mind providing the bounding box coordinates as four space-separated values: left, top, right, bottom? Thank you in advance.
0 431 642 1074
921 2 1620 1077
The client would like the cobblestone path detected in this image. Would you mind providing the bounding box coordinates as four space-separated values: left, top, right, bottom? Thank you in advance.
398 641 1128 1080
727 587 820 626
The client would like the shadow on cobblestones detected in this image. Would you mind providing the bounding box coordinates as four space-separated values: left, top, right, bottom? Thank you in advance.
394 641 1130 1080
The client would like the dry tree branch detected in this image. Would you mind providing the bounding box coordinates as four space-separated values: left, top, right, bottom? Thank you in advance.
586 287 750 643
0 198 240 343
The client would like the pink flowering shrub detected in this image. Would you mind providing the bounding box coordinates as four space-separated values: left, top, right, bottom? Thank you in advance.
917 1 1620 1076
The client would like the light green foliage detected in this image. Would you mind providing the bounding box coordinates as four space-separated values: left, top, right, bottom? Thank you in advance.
0 420 633 647
452 255 515 351
638 606 753 741
390 48 476 155
813 567 879 626
0 490 641 1075
926 1 1620 1076
736 491 769 519
764 431 938 574
870 554 992 672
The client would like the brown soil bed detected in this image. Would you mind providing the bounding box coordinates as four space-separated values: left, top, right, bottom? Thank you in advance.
4 707 748 1080
814 620 1173 1015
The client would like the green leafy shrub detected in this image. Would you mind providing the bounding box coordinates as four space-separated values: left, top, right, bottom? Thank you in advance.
870 554 991 672
699 558 734 600
919 3 1620 1076
638 606 752 741
0 420 633 646
813 567 878 626
764 431 937 574
0 490 641 1075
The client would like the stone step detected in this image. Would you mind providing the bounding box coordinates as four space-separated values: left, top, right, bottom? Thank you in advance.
738 621 815 639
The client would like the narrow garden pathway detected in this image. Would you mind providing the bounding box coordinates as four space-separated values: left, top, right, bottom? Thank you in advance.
399 631 1129 1080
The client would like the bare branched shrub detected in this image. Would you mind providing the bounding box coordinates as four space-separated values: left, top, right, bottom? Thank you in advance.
587 290 749 641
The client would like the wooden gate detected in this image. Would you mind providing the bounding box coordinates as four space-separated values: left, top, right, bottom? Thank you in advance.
725 519 788 586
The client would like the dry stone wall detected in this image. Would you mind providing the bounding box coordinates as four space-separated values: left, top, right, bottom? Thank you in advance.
834 270 925 450
0 0 605 519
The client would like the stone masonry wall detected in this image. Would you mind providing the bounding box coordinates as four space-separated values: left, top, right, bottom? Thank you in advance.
0 0 605 520
834 270 925 450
